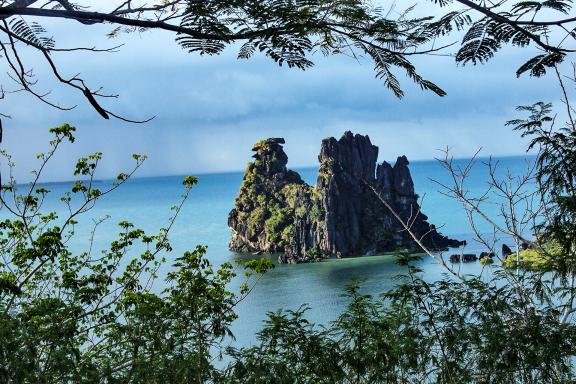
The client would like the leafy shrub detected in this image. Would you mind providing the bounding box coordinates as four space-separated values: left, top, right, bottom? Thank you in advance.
0 126 273 383
502 243 565 271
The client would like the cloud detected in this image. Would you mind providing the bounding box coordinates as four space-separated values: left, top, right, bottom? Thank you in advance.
0 7 566 182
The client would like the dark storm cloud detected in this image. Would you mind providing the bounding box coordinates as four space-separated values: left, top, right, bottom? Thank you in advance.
0 11 564 182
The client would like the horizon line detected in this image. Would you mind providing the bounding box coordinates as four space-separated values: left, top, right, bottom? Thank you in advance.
18 153 536 186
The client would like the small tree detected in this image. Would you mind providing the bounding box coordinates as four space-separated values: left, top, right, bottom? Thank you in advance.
0 124 272 383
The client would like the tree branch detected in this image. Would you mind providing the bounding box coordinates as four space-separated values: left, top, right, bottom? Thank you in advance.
454 0 574 53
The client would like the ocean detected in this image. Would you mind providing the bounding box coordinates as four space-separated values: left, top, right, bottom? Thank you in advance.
5 155 535 346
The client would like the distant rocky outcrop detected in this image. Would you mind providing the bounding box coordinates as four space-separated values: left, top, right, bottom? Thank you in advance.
228 132 463 263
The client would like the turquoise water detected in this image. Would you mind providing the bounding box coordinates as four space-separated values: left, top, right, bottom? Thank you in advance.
5 155 535 345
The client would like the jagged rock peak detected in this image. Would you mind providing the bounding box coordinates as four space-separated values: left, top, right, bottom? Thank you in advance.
252 137 286 151
250 138 290 177
318 131 378 182
375 161 393 190
393 155 415 196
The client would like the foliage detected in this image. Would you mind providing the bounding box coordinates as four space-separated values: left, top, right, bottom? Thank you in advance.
502 243 566 271
264 207 292 246
0 0 466 123
280 224 295 245
247 206 268 234
0 125 273 383
507 101 576 275
432 0 574 78
176 0 450 97
304 246 329 260
226 304 343 383
0 1 574 123
227 270 576 383
4 124 575 384
281 183 301 209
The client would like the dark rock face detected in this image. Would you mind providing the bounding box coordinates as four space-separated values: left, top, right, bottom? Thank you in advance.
449 254 461 263
480 252 496 260
462 254 478 262
228 132 464 263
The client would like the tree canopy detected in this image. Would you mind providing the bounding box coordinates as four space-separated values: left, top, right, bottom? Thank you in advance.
0 0 574 125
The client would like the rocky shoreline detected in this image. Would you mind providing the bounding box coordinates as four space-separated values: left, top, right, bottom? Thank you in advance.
228 132 464 263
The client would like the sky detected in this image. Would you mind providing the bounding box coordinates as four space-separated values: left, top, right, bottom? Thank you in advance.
0 1 569 182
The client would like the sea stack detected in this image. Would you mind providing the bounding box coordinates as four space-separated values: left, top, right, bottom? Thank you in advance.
228 132 463 263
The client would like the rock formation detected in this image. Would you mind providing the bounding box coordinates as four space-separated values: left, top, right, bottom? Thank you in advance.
228 132 463 263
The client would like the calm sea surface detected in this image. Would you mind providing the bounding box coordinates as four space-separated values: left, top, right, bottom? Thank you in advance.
7 155 535 346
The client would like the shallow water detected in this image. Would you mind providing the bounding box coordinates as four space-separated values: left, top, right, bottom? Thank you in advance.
4 155 534 346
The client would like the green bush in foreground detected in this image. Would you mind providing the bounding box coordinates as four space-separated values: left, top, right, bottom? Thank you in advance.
501 244 565 272
0 125 273 383
3 121 576 383
227 270 576 384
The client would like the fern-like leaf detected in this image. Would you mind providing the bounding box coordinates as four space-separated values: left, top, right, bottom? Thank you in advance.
516 52 565 77
9 19 54 50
